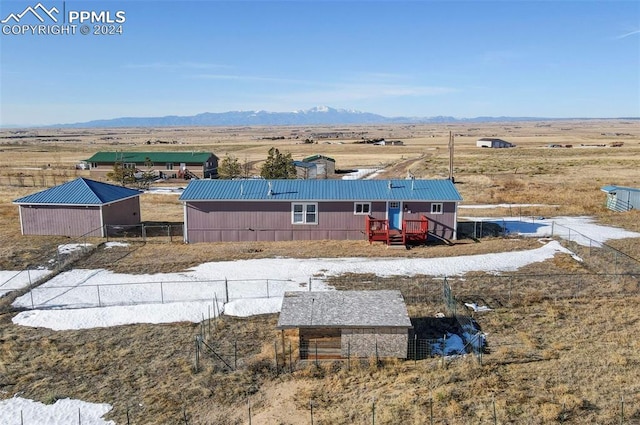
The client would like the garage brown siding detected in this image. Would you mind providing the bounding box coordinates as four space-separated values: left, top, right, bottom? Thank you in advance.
185 200 375 243
342 328 409 359
101 197 142 226
20 205 102 237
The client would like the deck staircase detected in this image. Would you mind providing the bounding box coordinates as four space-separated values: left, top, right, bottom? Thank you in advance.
387 230 406 248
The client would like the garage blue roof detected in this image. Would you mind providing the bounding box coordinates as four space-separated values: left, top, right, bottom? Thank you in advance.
601 185 640 193
13 178 142 205
179 179 462 202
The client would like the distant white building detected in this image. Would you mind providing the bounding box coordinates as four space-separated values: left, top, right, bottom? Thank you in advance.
476 138 515 148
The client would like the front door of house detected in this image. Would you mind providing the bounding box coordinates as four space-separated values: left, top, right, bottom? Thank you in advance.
388 201 401 230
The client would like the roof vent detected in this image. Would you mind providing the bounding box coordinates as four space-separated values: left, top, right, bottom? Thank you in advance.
267 182 273 196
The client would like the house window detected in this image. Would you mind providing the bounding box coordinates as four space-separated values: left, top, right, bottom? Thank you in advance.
166 163 174 170
292 203 317 224
389 202 400 209
431 203 443 214
124 162 136 169
354 202 371 215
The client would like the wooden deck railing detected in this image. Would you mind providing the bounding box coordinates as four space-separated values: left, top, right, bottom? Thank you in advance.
368 215 428 245
366 215 390 244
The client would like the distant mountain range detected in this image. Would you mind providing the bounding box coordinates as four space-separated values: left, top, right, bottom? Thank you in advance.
47 106 623 128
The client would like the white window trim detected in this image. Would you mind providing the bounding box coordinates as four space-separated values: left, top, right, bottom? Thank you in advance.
291 202 318 225
354 202 371 215
431 203 443 214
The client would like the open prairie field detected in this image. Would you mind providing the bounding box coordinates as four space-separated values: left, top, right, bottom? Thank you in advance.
1 121 639 424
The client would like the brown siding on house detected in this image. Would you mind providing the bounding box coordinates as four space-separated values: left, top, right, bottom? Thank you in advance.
20 205 102 237
342 328 409 359
101 197 142 226
427 201 457 240
185 200 372 242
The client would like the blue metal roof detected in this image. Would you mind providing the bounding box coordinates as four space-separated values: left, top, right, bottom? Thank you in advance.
601 185 640 193
13 178 142 205
179 179 462 202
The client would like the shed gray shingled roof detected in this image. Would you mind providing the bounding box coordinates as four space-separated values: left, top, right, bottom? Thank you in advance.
276 290 412 329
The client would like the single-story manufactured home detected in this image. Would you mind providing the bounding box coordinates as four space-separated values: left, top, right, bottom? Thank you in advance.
277 290 413 360
601 185 640 212
13 178 142 237
178 179 462 244
84 151 218 180
476 138 515 148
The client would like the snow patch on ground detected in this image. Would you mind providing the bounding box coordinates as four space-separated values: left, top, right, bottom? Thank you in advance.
0 397 114 425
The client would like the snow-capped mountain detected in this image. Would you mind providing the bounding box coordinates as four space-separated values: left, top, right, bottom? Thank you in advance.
53 107 553 128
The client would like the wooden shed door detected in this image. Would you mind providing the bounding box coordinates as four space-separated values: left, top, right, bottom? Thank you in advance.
300 328 341 360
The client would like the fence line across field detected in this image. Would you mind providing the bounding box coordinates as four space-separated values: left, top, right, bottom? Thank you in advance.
20 278 318 310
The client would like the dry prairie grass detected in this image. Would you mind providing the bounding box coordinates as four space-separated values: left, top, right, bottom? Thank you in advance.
1 121 639 424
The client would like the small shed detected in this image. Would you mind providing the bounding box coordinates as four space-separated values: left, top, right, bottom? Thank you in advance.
277 290 412 360
476 138 515 148
292 160 318 180
13 178 142 237
302 154 335 178
601 185 640 212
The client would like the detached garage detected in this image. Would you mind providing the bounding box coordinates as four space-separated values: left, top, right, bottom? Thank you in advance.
13 178 142 237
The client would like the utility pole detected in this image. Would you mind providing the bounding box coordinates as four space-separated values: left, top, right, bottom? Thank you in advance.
448 131 454 182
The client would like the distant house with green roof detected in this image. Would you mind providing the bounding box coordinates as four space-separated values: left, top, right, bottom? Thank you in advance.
84 151 218 180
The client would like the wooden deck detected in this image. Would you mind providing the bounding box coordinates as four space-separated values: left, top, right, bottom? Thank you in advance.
366 215 429 246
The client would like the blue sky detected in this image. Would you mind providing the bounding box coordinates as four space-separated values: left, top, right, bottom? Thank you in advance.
1 0 639 126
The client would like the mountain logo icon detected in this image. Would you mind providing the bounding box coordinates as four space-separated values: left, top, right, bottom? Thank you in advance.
1 2 59 24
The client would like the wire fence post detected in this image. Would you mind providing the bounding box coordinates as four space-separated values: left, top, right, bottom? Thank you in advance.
492 394 497 425
310 399 314 425
315 341 319 367
194 336 200 373
266 279 270 298
429 397 434 425
441 334 447 369
78 407 81 425
96 285 102 307
225 278 229 303
274 341 279 374
234 340 238 369
372 398 376 425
